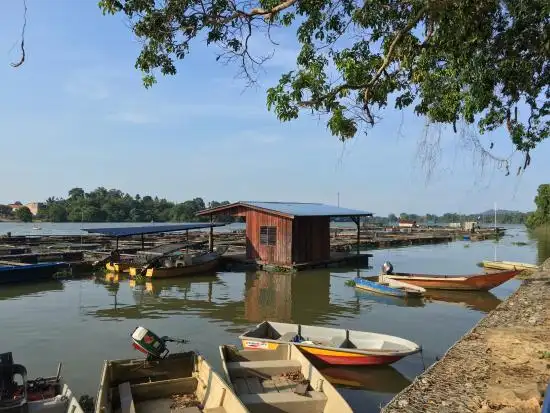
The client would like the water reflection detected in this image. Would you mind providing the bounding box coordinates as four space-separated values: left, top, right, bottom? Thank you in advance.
87 269 362 325
354 290 425 308
315 365 411 393
0 280 64 301
529 226 550 265
426 290 502 313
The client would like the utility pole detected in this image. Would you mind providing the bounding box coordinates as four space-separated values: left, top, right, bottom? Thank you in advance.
337 192 340 207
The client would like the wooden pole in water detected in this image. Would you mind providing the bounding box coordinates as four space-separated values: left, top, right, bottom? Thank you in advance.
141 234 144 249
209 215 214 252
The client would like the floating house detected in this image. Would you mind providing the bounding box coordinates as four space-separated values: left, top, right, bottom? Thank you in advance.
197 201 372 270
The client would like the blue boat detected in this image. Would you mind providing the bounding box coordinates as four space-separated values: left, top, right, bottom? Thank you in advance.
354 277 424 298
0 262 68 285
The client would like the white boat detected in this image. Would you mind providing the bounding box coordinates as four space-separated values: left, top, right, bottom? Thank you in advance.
220 343 353 413
95 351 249 413
0 352 83 413
239 321 421 366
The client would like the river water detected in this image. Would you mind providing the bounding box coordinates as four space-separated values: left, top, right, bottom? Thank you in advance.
0 225 547 411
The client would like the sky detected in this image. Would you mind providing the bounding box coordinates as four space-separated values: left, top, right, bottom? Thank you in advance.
0 0 548 216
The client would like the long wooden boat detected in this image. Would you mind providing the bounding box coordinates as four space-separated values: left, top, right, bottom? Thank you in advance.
144 251 220 279
239 321 420 366
0 352 83 413
0 262 68 285
385 269 520 291
220 343 353 413
354 277 425 298
481 260 539 272
95 351 248 413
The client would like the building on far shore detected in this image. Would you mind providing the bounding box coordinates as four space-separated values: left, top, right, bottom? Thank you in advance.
8 202 42 216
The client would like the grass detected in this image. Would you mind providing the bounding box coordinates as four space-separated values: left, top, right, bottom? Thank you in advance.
538 351 550 359
511 241 529 246
463 244 470 248
345 279 356 287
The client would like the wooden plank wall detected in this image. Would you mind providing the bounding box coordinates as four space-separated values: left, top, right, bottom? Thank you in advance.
245 210 293 265
292 216 330 264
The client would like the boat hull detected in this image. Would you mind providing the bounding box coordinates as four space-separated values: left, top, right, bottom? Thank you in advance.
354 277 423 298
0 262 68 285
387 269 519 291
146 258 219 279
298 346 404 365
105 262 133 273
482 260 539 271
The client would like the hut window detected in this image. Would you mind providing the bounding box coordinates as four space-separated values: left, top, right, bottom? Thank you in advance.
260 226 277 246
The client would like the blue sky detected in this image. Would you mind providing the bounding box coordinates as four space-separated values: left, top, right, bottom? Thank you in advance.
1 0 548 215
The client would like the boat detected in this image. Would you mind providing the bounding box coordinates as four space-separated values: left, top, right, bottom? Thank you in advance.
354 276 425 298
32 225 42 230
219 343 353 413
0 262 68 285
105 261 133 273
385 269 520 291
481 260 539 272
239 321 421 366
134 246 228 279
0 352 83 413
96 326 248 413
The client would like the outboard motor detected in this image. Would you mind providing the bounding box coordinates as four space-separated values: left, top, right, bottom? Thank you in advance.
381 261 394 275
131 326 188 360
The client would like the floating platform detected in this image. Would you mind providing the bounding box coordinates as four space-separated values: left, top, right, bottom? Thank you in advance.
221 251 372 272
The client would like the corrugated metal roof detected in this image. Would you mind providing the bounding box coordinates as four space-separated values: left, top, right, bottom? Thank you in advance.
82 223 225 237
240 201 372 217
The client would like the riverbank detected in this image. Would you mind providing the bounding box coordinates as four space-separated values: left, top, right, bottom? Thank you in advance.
382 260 550 413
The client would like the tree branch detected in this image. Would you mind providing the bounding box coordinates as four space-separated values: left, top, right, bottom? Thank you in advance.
11 0 27 68
299 5 428 107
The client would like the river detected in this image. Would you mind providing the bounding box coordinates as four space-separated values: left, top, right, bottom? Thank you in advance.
0 225 547 412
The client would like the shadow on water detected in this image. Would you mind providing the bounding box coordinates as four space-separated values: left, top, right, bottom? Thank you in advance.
0 280 64 301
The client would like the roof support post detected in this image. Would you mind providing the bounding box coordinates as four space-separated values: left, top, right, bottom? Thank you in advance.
209 214 214 252
351 217 361 260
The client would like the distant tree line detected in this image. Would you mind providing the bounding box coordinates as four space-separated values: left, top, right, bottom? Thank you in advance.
1 188 234 223
526 184 550 229
362 211 529 226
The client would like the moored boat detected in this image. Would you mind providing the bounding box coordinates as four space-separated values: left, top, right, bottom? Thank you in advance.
481 260 539 272
385 269 520 291
0 262 68 285
144 251 221 279
354 276 425 298
105 261 133 273
239 321 421 366
95 326 248 413
220 343 353 413
0 352 83 413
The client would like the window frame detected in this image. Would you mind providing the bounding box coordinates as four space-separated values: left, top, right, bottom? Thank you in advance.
259 226 277 246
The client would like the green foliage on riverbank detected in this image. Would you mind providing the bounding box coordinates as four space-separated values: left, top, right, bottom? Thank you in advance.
15 207 33 222
526 184 550 229
35 187 234 223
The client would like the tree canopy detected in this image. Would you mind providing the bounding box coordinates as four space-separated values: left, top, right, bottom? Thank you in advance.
15 206 33 222
527 184 550 229
99 0 549 168
36 187 233 223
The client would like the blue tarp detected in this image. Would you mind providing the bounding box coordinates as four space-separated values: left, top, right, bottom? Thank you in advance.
81 223 225 237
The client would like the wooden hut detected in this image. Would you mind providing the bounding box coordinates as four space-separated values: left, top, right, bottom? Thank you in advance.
197 201 372 268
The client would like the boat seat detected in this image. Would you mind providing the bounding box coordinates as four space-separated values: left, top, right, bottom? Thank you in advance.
239 391 327 413
118 382 136 413
226 360 301 377
278 332 298 342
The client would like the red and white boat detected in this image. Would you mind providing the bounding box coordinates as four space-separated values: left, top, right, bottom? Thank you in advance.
385 269 520 291
239 321 420 366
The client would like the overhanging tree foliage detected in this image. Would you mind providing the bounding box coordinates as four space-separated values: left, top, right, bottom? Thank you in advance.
98 0 549 168
527 184 550 229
